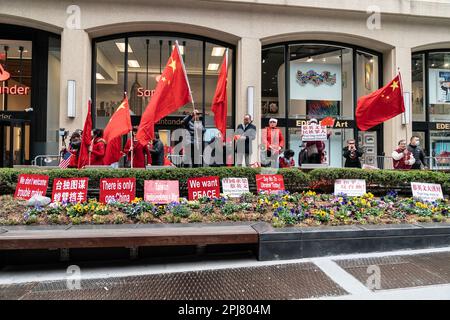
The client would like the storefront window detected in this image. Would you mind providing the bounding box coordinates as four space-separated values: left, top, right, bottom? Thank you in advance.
262 46 284 120
428 52 450 122
356 51 379 101
412 54 426 122
429 131 450 169
94 34 234 140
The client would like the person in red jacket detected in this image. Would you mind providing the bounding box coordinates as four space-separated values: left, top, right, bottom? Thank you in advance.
279 149 295 168
89 128 106 165
262 118 285 166
392 139 415 170
123 126 151 168
63 131 82 168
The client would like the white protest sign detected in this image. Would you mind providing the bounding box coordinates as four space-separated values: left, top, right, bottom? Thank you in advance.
411 182 444 202
301 124 328 142
222 178 250 198
334 179 367 197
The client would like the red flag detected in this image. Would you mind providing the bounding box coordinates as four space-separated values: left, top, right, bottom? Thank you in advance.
77 100 93 169
320 117 335 127
211 51 228 141
137 42 191 145
356 74 405 131
103 136 123 166
103 97 132 143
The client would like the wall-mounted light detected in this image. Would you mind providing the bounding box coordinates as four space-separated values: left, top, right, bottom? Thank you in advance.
67 80 76 118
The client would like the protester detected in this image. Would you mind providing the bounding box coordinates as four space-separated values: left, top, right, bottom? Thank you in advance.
303 118 330 164
65 131 82 168
279 149 295 168
235 114 256 167
262 118 285 166
408 136 427 170
149 132 165 166
89 128 106 165
392 139 415 170
123 126 151 168
182 109 205 167
298 142 308 166
343 139 364 168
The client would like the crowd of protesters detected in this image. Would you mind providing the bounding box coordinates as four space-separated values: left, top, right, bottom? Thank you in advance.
61 113 428 171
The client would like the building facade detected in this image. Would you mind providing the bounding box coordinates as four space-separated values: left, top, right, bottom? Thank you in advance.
1 0 450 168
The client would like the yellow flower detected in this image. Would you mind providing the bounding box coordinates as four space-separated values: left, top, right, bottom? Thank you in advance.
273 202 280 209
282 201 288 207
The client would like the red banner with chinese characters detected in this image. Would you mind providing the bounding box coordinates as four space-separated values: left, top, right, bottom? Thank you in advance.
52 178 89 203
256 174 285 194
187 176 220 201
99 178 136 204
14 174 49 200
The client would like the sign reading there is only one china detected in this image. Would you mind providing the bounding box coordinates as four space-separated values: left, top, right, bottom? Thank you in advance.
256 174 285 194
334 179 366 197
411 182 444 202
99 178 136 204
222 178 250 198
187 176 220 201
52 178 89 203
144 180 179 204
14 174 49 200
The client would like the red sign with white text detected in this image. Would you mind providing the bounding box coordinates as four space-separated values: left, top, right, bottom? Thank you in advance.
187 176 220 200
14 174 49 200
256 174 285 194
52 178 89 203
100 178 136 204
144 180 179 204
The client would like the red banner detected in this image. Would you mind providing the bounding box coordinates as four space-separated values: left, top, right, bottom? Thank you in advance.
52 178 89 203
99 178 136 204
187 176 220 201
144 180 179 204
256 174 285 194
14 174 49 200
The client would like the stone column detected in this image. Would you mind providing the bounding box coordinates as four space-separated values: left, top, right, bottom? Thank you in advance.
59 28 92 135
382 46 412 158
236 37 261 165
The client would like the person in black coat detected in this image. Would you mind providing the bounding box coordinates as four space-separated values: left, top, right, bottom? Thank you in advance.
149 133 165 166
408 136 427 170
343 139 364 168
235 114 256 167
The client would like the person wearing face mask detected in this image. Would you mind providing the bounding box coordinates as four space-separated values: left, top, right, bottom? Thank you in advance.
407 136 427 170
65 131 82 168
392 139 415 170
262 118 285 167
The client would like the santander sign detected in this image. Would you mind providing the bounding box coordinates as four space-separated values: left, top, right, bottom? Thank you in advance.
0 64 30 95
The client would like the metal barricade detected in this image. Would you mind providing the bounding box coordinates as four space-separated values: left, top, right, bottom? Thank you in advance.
32 155 61 167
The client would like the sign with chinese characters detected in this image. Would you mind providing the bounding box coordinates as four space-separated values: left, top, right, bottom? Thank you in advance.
222 178 250 198
411 182 444 202
144 180 179 204
301 124 328 142
99 178 136 204
256 174 285 194
334 179 367 197
187 176 220 201
51 178 89 203
14 174 49 200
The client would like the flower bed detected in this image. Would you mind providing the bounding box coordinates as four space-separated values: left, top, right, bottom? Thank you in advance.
1 191 449 228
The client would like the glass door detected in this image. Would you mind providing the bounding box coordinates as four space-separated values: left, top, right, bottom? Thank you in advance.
0 121 28 167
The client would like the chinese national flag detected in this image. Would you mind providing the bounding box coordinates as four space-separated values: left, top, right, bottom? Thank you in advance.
356 74 405 131
211 51 228 141
103 97 132 165
77 100 93 169
136 43 191 145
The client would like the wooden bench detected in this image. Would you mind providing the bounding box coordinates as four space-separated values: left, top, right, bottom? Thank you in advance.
0 225 259 250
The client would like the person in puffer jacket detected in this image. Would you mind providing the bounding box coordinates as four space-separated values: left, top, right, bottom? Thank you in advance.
392 139 415 170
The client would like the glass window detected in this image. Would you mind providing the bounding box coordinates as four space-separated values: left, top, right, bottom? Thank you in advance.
356 51 379 101
262 46 284 120
428 52 450 122
0 40 32 111
429 130 450 170
95 38 125 128
412 54 425 122
288 44 352 120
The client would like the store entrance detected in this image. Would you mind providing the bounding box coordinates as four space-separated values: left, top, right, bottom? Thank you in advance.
0 120 30 167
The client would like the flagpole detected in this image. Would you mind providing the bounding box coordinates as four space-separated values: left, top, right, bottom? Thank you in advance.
175 40 195 111
130 130 134 169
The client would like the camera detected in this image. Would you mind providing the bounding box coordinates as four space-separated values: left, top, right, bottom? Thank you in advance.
59 128 69 138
